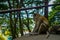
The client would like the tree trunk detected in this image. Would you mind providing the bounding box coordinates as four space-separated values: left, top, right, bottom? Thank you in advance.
13 0 18 37
16 0 23 36
7 0 16 39
21 1 31 32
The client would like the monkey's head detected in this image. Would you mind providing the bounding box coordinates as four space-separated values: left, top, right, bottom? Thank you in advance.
33 13 41 21
33 13 41 17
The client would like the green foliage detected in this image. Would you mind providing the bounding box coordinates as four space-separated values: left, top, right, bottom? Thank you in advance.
23 18 33 25
0 0 52 38
48 10 60 25
48 0 60 25
55 5 60 10
48 10 59 21
0 4 8 10
0 0 8 10
0 17 5 25
0 0 7 2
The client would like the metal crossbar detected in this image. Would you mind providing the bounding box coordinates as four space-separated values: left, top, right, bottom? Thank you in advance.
0 4 60 13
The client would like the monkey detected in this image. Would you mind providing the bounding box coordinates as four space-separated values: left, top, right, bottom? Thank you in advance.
32 13 49 34
29 13 51 38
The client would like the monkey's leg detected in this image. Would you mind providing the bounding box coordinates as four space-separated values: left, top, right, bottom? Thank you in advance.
38 23 50 38
33 21 41 33
46 27 51 38
33 25 38 33
30 26 39 35
37 23 43 34
30 21 41 35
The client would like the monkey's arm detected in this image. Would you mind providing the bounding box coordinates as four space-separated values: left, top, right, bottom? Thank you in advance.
29 21 40 35
33 20 42 33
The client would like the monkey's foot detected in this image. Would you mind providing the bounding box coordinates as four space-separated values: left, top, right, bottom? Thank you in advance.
46 34 50 39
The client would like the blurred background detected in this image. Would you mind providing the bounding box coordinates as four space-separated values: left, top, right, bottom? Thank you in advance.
0 0 60 40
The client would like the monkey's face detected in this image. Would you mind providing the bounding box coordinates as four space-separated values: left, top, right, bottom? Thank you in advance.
33 13 40 21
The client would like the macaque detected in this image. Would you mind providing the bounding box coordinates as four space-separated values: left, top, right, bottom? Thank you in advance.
32 13 49 34
30 13 50 38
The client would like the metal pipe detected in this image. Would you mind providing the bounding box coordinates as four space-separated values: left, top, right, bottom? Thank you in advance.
0 4 60 13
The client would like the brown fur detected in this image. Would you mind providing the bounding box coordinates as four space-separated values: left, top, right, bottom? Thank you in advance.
32 13 50 38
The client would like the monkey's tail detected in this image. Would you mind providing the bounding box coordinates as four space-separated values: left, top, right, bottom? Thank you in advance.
46 32 50 39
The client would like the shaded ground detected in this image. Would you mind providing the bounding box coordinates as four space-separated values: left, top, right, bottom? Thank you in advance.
14 34 60 40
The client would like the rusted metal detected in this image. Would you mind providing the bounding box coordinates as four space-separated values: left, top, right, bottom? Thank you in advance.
0 4 60 13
